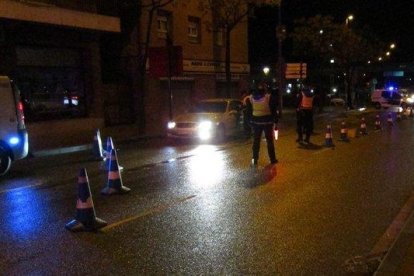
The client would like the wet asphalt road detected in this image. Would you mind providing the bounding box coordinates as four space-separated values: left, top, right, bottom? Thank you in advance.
1 108 414 274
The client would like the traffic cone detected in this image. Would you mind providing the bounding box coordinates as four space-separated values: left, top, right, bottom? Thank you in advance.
104 136 115 159
387 112 393 126
374 114 382 131
92 129 104 161
325 124 334 147
65 168 107 232
359 117 368 135
101 149 130 195
339 121 349 142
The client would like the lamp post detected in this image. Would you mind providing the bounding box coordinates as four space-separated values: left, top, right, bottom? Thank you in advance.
345 15 354 27
276 1 285 117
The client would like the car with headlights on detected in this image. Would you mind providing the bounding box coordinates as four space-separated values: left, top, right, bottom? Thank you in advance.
167 98 243 142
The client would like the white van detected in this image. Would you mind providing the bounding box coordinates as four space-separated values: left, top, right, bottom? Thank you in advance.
371 89 403 109
0 76 29 176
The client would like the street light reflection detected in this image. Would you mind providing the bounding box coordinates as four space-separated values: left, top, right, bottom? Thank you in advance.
187 145 225 188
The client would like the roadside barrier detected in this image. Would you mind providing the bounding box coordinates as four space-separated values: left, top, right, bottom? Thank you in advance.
359 117 368 135
374 114 382 131
92 129 105 161
324 124 334 147
65 168 107 232
339 121 350 142
101 149 131 195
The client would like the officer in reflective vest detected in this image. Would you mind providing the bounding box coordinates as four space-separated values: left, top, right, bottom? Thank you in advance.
245 83 278 166
296 88 314 145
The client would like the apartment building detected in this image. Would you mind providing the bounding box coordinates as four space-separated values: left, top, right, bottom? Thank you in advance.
137 0 250 135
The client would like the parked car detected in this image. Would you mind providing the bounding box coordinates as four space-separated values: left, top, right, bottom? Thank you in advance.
0 76 29 176
167 98 243 142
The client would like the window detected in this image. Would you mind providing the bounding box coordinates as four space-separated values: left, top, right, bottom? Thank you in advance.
188 16 200 43
214 28 224 47
157 10 171 39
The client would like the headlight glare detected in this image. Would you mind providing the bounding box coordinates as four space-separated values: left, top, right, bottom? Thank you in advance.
167 121 176 129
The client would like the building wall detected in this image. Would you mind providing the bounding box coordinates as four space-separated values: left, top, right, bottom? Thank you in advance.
139 0 250 136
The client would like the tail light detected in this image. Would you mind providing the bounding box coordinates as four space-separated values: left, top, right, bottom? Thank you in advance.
16 101 26 129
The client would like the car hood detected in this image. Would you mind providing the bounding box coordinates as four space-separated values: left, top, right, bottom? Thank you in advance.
174 113 223 123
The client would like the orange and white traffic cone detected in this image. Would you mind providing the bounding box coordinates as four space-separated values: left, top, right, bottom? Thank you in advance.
387 112 393 126
65 168 107 232
101 149 130 195
359 117 368 135
339 121 349 142
92 129 104 161
374 114 382 131
325 124 334 147
104 136 115 159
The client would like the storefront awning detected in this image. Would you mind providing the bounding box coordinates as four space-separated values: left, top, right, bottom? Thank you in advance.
0 0 120 33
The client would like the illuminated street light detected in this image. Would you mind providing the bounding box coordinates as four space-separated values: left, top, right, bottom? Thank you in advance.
386 51 390 56
345 15 354 26
378 57 383 61
319 29 324 34
367 60 371 64
263 66 270 75
390 43 396 49
330 59 335 63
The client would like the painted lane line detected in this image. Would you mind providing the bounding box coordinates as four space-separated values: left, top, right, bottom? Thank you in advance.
102 195 197 232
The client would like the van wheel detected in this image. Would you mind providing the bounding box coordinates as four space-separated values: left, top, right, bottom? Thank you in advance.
0 147 11 176
374 102 381 109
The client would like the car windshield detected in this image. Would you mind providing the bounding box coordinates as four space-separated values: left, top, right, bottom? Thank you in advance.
190 101 227 113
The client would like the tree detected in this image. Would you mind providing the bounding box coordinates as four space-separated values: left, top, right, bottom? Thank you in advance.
198 0 280 98
290 15 382 109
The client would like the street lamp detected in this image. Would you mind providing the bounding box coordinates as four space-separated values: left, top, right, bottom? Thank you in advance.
345 15 354 27
390 43 396 49
263 66 270 75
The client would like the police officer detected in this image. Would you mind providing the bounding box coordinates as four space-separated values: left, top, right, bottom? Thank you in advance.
245 83 278 166
296 87 314 145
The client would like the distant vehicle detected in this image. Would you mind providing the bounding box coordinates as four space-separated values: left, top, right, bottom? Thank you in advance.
0 76 29 176
167 98 243 142
329 97 346 106
371 88 409 109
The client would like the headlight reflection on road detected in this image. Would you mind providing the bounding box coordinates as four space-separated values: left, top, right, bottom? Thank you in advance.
188 145 225 188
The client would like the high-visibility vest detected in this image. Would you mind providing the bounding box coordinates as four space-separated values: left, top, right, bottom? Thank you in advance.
301 92 313 109
251 94 271 117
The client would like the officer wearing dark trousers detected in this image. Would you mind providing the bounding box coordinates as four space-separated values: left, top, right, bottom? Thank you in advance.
296 89 314 145
245 84 278 166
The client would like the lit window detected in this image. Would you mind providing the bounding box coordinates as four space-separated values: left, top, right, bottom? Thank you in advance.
157 10 171 39
188 16 200 43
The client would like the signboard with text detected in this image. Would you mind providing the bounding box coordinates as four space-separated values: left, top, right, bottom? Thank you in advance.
285 63 307 79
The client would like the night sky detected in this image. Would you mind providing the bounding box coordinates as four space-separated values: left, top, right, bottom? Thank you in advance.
249 0 414 66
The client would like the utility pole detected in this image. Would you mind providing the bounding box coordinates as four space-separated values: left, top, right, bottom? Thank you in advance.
166 33 173 121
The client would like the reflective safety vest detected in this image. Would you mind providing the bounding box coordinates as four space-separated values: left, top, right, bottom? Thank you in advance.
300 92 314 109
251 94 271 117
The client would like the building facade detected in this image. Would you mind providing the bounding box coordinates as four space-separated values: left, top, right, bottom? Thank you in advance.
137 0 250 135
0 0 250 148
